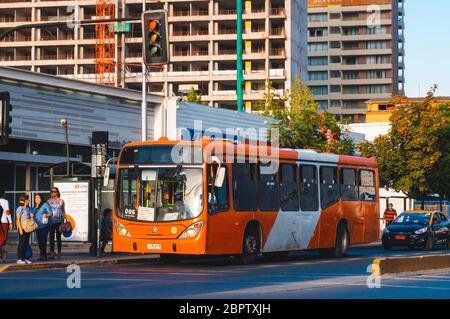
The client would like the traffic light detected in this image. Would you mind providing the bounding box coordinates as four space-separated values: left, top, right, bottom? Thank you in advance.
0 92 12 145
142 10 169 65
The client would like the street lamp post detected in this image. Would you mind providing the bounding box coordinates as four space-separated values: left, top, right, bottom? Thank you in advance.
60 118 70 177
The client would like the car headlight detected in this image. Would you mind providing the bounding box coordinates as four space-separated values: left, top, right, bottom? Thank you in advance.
116 223 131 238
414 227 428 235
179 221 205 239
383 228 390 234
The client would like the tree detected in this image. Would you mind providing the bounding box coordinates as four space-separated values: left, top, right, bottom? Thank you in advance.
256 77 355 155
358 90 449 199
427 103 450 199
184 87 205 105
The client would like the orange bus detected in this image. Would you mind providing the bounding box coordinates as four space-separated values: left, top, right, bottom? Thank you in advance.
112 137 379 264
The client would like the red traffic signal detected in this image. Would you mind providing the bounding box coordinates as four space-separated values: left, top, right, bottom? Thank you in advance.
142 10 169 65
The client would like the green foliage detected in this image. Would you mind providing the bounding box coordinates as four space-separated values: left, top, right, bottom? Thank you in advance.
358 92 450 199
256 77 355 155
184 87 205 105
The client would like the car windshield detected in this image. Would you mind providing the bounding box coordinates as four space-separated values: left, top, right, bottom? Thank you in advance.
118 167 203 222
393 213 431 226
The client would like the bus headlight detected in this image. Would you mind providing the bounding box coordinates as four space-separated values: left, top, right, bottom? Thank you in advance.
179 221 205 239
116 223 131 238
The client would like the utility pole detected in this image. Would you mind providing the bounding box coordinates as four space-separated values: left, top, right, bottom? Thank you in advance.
141 0 147 142
236 0 244 113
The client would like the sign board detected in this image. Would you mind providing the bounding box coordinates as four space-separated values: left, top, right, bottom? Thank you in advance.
54 181 90 242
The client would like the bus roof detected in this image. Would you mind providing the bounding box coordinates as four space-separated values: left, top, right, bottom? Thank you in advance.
122 138 377 168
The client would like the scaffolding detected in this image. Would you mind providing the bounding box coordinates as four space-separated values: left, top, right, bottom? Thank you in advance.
95 0 115 85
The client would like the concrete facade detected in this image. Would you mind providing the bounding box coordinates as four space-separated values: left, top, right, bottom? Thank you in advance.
0 0 308 111
307 0 405 122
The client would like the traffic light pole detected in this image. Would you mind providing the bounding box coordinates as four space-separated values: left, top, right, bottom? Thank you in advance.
141 0 147 142
236 0 244 113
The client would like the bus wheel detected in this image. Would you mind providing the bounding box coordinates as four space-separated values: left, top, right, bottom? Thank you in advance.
159 254 182 264
240 228 260 265
333 224 350 258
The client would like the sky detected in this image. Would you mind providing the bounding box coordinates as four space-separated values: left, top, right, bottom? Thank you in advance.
405 1 450 97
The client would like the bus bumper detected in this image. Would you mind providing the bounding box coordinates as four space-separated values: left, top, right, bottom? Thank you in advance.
113 237 206 255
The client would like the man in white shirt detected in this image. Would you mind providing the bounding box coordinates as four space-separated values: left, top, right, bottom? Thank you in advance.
0 189 12 263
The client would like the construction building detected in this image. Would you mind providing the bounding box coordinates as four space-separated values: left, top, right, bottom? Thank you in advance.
0 0 308 111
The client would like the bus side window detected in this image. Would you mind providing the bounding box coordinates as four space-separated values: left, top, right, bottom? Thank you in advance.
258 163 280 211
300 165 319 211
359 170 376 201
232 163 257 211
340 168 358 201
280 164 299 211
208 164 229 214
319 166 339 209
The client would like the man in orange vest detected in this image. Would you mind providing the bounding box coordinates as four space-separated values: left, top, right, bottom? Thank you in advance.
383 203 398 225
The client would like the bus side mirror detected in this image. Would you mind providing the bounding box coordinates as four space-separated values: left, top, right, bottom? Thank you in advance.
103 166 111 187
215 167 226 188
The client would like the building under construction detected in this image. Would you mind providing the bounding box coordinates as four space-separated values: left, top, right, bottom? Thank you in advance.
0 0 308 111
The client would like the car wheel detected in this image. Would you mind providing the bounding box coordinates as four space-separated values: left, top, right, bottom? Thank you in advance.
425 235 434 251
240 227 260 265
332 223 350 258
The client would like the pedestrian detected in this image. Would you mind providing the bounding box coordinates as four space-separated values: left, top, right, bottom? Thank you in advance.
47 187 66 259
16 194 34 264
0 189 13 263
383 203 398 226
33 194 52 261
100 208 113 255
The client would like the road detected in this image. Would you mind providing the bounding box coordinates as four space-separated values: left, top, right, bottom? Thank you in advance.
0 245 450 299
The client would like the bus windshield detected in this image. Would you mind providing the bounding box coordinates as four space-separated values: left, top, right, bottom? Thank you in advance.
117 166 203 222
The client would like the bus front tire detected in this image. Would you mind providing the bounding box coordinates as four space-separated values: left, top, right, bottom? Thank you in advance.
240 227 261 265
333 223 350 258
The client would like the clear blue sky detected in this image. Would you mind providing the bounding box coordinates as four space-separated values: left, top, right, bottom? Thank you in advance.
405 1 450 97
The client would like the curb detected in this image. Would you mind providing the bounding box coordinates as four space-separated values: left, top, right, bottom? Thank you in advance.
0 255 160 273
372 254 450 276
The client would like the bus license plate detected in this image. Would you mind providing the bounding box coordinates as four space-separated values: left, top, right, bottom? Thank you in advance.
147 244 162 250
395 235 406 241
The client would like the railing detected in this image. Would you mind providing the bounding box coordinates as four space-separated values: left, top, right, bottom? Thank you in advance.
213 90 236 96
0 16 32 22
173 30 189 36
218 49 236 55
270 8 285 15
213 70 237 76
270 48 284 56
173 50 189 57
192 10 209 16
218 29 236 35
191 49 209 56
269 69 285 77
173 10 190 17
270 28 284 36
192 30 209 36
218 9 236 15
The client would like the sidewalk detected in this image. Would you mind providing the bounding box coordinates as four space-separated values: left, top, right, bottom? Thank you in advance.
0 242 159 272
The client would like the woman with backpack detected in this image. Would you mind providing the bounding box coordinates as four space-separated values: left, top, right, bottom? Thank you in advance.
47 187 66 259
16 194 36 265
33 194 52 261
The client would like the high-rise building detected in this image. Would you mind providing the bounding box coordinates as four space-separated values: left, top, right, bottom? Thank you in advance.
307 0 405 122
0 0 308 111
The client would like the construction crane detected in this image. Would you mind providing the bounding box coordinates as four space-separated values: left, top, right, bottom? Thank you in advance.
95 0 115 85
